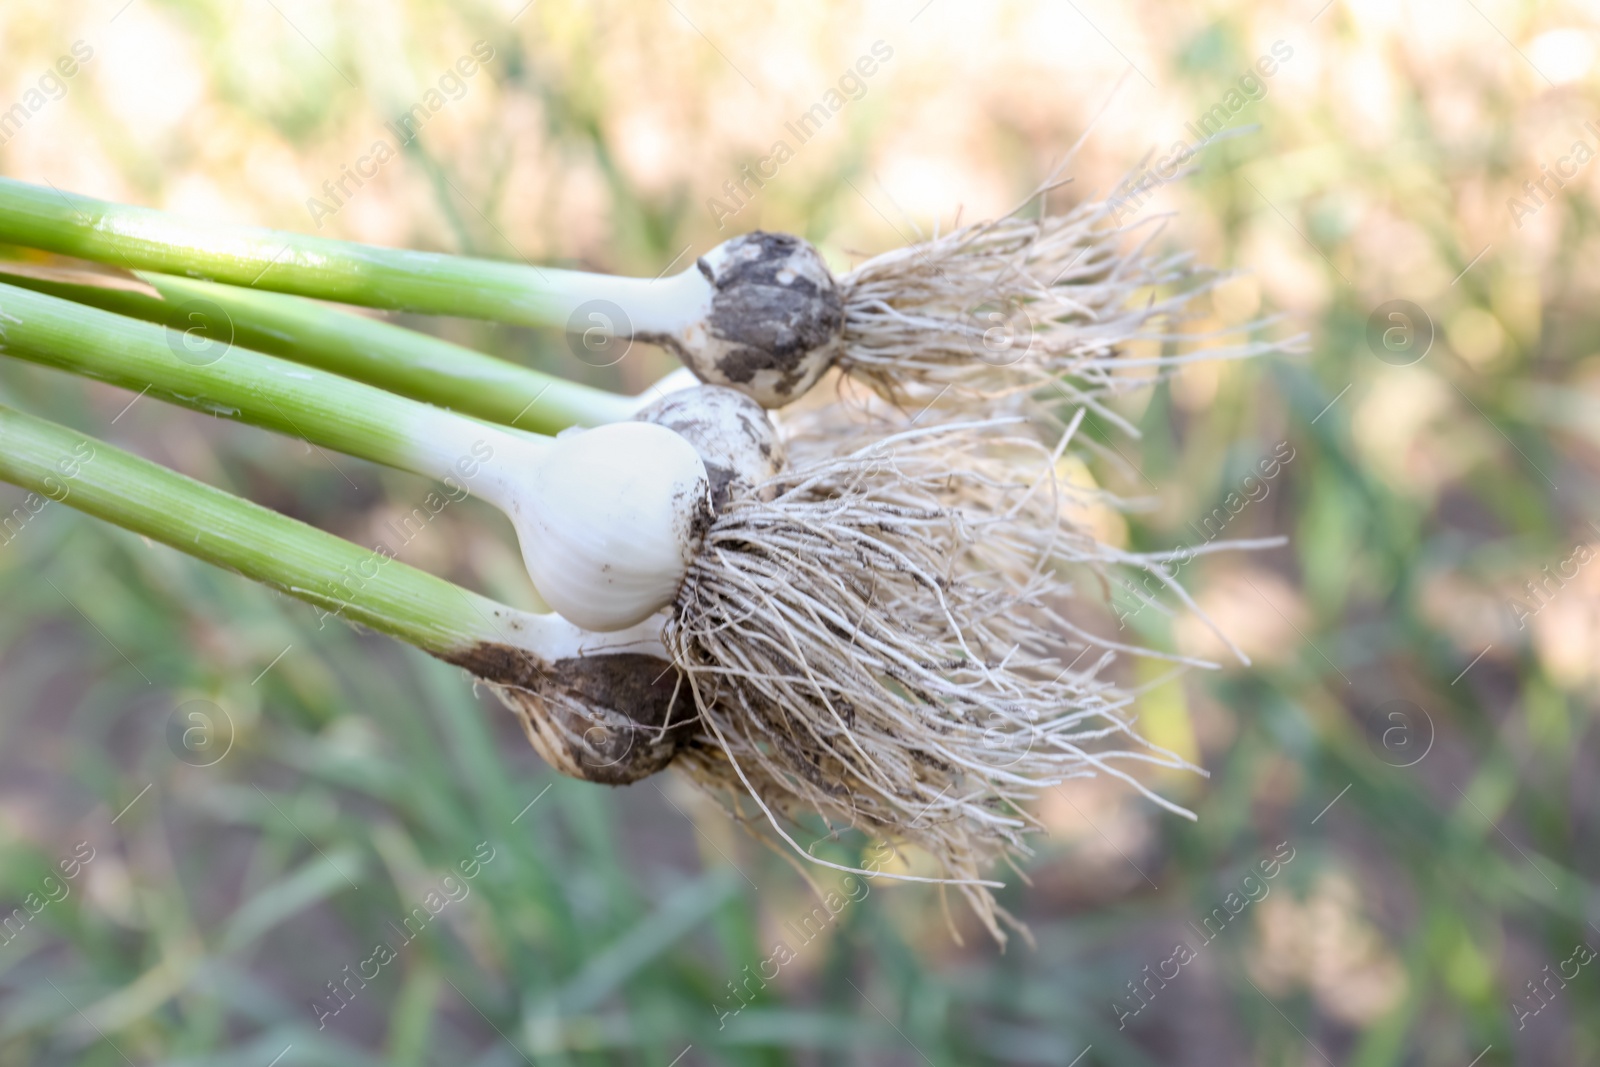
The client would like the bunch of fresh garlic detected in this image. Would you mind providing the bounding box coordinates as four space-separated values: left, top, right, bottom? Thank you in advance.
0 172 1294 943
476 372 1236 942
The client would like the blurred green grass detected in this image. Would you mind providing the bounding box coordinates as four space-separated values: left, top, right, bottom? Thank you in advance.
1 1 1597 1064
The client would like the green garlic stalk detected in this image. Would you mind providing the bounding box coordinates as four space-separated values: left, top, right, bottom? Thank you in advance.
0 262 639 433
0 281 709 632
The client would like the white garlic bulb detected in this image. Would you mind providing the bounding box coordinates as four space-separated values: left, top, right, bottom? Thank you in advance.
498 421 710 632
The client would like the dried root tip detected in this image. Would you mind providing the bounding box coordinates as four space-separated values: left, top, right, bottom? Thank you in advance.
636 384 787 508
837 192 1295 414
444 644 696 786
677 232 844 407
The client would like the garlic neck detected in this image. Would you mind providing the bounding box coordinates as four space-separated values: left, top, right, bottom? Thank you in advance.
503 608 669 662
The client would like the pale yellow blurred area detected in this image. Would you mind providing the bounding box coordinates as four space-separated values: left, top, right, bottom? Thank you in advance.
0 0 1573 273
1249 871 1410 1026
1177 563 1310 668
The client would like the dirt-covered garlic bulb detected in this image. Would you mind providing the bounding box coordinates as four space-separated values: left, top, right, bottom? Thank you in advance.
486 651 695 786
650 191 1292 419
662 233 843 408
635 384 785 506
444 611 696 786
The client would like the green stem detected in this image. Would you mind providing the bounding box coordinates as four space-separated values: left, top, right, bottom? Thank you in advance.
0 280 545 503
0 177 709 334
0 403 525 658
0 263 638 433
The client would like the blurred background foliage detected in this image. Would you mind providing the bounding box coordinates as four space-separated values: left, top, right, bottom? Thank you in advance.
0 0 1596 1063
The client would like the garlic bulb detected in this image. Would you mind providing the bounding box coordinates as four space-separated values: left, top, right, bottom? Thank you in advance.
635 384 785 507
645 233 842 409
496 421 710 632
449 612 693 785
502 651 692 784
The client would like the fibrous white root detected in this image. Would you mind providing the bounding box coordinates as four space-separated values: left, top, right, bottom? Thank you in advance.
665 400 1218 943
